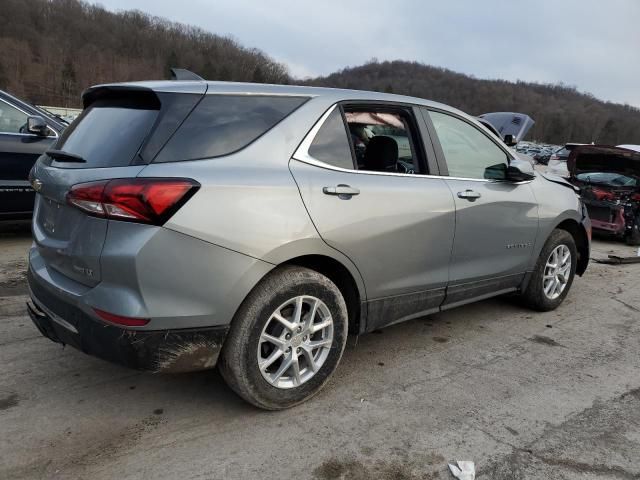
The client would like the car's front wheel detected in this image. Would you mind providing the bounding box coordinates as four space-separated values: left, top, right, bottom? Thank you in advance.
219 266 348 410
520 229 577 311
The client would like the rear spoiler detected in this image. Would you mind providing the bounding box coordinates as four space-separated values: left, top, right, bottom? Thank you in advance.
81 85 160 109
81 69 206 108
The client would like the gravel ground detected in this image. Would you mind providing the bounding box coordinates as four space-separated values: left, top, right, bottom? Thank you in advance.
1 222 639 480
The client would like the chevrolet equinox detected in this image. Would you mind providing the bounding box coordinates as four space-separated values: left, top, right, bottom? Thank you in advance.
27 80 591 409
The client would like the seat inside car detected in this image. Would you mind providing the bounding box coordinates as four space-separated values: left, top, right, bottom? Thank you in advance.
362 135 398 172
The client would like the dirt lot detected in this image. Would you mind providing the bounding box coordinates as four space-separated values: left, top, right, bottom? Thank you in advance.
1 222 639 480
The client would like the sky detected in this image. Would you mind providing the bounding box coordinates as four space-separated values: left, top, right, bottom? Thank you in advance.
95 0 640 107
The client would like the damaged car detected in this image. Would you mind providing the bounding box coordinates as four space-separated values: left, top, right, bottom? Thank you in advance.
27 79 590 409
569 144 640 245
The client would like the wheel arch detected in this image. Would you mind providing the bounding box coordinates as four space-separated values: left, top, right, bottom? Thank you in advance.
554 218 590 276
280 254 365 334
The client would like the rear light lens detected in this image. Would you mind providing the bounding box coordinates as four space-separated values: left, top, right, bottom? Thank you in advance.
67 178 199 225
549 154 559 161
93 308 150 327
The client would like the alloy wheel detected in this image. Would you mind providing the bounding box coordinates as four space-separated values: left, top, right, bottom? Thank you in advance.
542 244 571 300
257 296 334 389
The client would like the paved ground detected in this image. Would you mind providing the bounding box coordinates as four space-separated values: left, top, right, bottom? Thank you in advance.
1 222 639 480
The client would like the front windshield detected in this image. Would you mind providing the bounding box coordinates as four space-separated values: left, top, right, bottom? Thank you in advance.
576 172 638 187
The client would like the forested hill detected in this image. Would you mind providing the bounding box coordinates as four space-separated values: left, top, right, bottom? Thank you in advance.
1 1 638 145
306 61 640 145
0 0 289 107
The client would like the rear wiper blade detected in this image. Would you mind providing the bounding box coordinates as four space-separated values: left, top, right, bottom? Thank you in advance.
46 149 86 163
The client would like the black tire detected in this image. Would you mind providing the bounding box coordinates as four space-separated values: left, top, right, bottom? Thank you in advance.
520 229 577 312
219 266 348 410
625 217 640 246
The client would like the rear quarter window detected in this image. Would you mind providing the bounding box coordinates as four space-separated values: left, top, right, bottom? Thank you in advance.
308 108 354 169
154 95 308 163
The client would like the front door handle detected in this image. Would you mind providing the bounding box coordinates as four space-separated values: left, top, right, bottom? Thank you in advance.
323 184 360 197
457 189 481 201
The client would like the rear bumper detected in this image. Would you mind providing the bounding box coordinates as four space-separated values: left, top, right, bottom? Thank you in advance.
27 269 229 373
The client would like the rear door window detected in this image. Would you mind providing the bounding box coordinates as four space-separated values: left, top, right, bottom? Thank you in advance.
343 106 424 174
154 95 308 162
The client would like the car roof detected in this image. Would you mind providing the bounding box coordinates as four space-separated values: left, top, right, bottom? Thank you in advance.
83 80 466 117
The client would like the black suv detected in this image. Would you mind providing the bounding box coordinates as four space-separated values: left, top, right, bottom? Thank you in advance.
0 90 67 219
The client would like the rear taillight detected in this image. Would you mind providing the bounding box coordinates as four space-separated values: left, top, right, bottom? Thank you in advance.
67 178 199 225
549 154 559 161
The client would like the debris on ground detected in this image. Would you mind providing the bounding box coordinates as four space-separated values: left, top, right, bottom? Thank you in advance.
448 460 475 480
593 254 640 265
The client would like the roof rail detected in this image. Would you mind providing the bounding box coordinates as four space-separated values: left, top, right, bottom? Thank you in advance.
170 68 205 81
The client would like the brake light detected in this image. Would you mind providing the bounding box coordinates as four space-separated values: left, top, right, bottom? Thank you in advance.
549 154 559 161
93 308 150 327
67 178 199 225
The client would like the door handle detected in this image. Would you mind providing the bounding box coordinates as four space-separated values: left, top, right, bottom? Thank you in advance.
457 189 481 201
323 184 360 197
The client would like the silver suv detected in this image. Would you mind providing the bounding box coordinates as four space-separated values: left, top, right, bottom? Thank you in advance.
27 81 591 409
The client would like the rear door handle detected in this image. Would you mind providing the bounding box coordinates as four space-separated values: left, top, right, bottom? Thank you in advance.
457 189 481 201
323 184 360 197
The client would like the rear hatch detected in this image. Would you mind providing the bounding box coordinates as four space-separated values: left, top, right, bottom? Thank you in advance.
31 84 206 287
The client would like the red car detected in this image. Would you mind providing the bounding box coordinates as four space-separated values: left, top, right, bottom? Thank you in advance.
568 145 640 245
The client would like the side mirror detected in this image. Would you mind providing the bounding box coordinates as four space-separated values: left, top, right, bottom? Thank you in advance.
503 134 518 147
507 158 535 182
27 115 48 136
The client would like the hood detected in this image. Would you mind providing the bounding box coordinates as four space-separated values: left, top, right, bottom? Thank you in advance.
568 145 640 179
477 112 535 142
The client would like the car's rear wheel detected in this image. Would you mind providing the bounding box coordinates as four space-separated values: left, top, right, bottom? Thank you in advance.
520 229 577 311
219 266 348 410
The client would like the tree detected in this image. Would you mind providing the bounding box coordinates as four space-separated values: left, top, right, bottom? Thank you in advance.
61 58 77 107
0 60 7 89
165 50 179 78
251 65 265 83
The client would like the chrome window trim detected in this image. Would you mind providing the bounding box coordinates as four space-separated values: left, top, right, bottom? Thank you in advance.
292 103 531 184
0 97 59 138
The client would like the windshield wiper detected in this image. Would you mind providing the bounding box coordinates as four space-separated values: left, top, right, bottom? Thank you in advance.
46 149 86 163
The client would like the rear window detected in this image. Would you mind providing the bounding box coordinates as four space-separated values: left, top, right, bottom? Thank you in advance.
54 96 160 168
154 95 308 163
